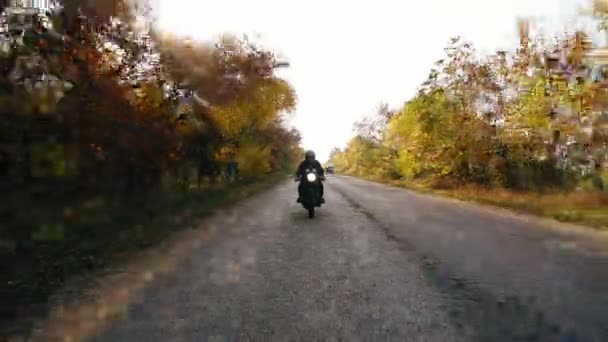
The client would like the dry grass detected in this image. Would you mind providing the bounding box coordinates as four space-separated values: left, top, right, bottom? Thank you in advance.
428 184 608 229
356 174 608 229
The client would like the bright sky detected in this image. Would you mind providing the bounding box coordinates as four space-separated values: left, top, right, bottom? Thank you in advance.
154 0 590 162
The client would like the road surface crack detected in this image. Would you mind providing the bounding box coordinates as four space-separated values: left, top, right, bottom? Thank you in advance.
332 185 577 341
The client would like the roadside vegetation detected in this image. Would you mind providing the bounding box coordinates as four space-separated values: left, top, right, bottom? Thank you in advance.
330 20 608 228
0 0 301 334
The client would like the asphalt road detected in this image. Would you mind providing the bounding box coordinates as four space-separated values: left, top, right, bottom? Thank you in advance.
28 175 608 341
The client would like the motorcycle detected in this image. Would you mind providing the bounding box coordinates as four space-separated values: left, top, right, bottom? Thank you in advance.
296 168 325 218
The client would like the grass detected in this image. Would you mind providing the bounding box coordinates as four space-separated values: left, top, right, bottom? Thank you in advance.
433 185 608 229
348 174 608 230
0 172 288 336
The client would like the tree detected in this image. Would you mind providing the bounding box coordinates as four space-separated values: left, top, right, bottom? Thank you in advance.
354 102 394 144
331 30 596 190
1 0 303 193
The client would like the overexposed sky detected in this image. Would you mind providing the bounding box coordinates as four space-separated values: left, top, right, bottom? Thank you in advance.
154 0 589 162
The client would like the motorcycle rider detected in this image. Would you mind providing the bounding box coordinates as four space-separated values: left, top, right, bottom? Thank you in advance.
295 150 325 203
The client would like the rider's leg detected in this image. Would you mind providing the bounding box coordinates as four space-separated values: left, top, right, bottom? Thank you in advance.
297 181 304 202
319 182 325 203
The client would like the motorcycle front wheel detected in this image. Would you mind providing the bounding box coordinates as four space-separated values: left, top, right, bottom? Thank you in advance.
308 207 315 218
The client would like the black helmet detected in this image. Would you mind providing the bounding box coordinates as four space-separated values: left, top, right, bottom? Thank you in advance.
305 150 315 161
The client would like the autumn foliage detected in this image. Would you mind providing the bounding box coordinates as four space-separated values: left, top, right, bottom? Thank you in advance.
0 0 301 197
331 30 608 192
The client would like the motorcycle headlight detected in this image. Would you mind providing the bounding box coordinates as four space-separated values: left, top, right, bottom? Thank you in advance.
306 173 317 182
